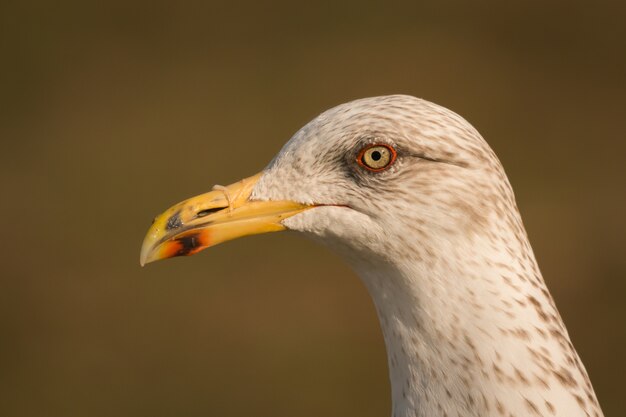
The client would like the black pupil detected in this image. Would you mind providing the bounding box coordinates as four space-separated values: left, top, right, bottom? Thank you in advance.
371 150 382 161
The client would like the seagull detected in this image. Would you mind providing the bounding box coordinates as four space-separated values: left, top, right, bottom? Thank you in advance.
140 95 603 417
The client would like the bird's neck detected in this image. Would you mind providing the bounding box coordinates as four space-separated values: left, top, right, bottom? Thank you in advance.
347 232 601 417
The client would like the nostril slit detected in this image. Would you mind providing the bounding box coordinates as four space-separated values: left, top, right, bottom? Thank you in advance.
166 211 183 230
196 207 226 218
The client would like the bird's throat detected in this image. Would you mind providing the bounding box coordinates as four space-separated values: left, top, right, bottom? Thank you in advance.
354 259 494 417
346 234 599 417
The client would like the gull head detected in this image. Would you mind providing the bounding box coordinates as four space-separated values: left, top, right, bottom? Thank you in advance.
141 95 511 266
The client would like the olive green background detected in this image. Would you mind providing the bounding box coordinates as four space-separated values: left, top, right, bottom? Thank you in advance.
1 1 624 416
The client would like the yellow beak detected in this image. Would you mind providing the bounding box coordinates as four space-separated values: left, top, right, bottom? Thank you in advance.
140 173 312 266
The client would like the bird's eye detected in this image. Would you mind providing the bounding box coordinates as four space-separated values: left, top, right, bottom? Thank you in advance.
357 144 397 172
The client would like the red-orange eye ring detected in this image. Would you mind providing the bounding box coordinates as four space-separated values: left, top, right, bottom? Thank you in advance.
356 144 397 172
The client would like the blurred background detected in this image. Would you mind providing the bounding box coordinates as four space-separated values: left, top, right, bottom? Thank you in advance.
1 1 624 416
